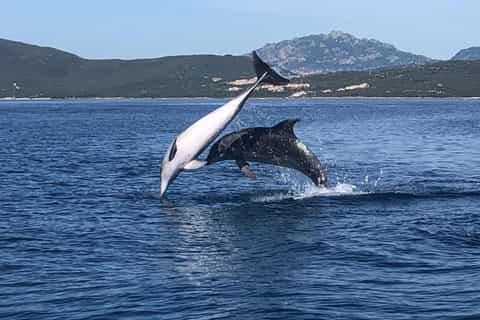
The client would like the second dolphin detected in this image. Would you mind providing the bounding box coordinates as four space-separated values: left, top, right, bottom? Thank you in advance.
206 119 328 187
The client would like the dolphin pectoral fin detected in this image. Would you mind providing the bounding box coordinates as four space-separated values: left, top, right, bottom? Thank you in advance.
236 159 256 180
240 164 257 180
184 160 208 170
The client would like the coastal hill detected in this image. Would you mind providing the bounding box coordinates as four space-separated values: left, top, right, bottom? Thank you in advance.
256 31 433 74
1 37 480 98
0 38 253 98
226 60 480 98
301 60 480 97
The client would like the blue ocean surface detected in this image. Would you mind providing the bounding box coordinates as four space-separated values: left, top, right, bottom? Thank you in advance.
1 98 480 319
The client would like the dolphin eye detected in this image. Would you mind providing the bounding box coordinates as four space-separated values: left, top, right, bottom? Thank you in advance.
168 139 177 161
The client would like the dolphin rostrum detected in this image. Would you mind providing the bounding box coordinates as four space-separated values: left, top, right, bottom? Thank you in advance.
160 51 289 197
205 119 328 187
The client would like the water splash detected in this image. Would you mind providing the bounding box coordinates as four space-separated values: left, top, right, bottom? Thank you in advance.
252 182 365 203
247 165 371 203
295 182 365 198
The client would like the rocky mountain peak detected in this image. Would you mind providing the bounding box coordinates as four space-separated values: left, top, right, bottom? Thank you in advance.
256 31 432 74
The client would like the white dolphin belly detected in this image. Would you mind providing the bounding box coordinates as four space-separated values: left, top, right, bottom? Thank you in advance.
176 91 252 164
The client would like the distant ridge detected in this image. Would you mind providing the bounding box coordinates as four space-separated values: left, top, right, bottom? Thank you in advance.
256 31 433 74
0 38 253 98
0 39 253 97
451 47 480 61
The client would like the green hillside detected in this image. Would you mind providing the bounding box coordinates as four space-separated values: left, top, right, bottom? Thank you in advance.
0 38 253 98
304 60 480 97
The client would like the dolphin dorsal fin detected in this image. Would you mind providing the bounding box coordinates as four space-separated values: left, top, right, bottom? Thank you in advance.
272 118 300 135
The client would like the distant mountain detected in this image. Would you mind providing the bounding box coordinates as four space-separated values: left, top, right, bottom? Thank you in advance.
0 38 253 98
256 31 433 74
451 47 480 61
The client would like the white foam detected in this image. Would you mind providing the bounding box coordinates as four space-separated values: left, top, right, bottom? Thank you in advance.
251 193 293 203
293 183 365 199
252 183 366 203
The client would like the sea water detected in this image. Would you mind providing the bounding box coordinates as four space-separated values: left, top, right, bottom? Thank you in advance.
1 98 480 319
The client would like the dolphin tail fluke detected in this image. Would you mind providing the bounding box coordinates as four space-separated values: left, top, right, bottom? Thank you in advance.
252 51 290 85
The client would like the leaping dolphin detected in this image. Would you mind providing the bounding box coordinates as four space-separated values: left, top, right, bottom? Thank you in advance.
160 51 289 197
205 119 328 187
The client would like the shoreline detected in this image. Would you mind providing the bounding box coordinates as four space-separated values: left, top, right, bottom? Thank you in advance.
1 96 480 101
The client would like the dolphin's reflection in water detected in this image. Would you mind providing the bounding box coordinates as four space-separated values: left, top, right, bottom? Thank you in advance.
161 196 325 290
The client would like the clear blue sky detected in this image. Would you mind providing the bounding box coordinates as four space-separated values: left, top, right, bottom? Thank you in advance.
1 0 478 60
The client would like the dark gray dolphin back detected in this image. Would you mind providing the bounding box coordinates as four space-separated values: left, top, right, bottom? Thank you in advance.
206 119 328 187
